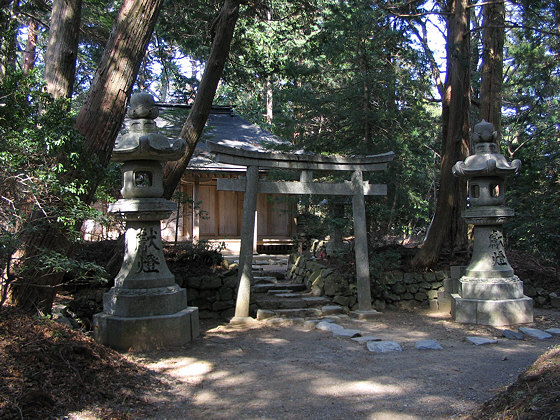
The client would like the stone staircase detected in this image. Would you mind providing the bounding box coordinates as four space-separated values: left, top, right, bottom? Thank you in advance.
249 255 345 320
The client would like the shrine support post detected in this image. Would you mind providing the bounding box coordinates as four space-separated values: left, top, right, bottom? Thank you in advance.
233 165 259 320
352 169 373 311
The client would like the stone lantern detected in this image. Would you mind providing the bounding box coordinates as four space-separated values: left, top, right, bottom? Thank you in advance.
93 92 199 350
450 120 533 326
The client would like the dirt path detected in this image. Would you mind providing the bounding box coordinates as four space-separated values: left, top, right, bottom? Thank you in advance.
93 309 560 419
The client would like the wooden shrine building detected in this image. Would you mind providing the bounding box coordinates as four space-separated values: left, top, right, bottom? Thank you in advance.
156 104 296 252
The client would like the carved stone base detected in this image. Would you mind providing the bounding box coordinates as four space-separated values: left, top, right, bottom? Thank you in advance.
451 294 533 326
102 285 188 317
93 307 199 351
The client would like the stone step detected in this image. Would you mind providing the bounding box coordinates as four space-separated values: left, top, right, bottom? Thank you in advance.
257 308 322 320
256 295 331 310
252 282 307 293
256 304 344 320
253 276 279 284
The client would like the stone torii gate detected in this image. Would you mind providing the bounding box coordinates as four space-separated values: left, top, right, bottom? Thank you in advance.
207 142 394 322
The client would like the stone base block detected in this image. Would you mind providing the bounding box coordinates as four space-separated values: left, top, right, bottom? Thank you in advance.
450 266 466 281
430 290 452 314
451 294 533 326
103 285 187 317
459 278 524 300
93 307 199 351
444 277 458 295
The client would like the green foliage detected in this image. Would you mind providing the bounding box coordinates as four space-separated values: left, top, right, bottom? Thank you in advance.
369 246 402 277
500 3 560 264
166 240 225 269
0 70 110 295
38 249 109 285
218 0 438 242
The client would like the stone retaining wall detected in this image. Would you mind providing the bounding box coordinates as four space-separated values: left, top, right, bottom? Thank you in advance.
287 254 448 311
287 254 559 310
175 269 240 319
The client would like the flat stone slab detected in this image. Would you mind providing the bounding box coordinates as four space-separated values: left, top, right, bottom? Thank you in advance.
467 336 498 345
519 327 553 340
254 282 307 293
323 314 350 321
415 339 443 350
303 319 320 329
275 293 303 298
332 328 362 338
272 308 322 318
321 305 344 315
502 329 524 340
350 310 381 320
302 296 331 306
256 309 275 321
545 328 560 336
352 336 382 343
367 340 402 353
315 321 344 332
264 317 305 327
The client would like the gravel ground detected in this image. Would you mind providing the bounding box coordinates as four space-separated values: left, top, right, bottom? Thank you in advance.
85 308 560 420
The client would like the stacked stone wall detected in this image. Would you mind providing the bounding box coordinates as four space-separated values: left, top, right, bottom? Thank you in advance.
287 254 449 310
174 270 239 319
287 254 560 310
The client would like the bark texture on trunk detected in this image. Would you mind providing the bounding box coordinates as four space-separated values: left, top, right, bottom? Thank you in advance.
75 0 165 202
412 0 471 268
162 0 241 199
479 0 505 137
44 0 82 99
22 18 37 75
0 0 18 81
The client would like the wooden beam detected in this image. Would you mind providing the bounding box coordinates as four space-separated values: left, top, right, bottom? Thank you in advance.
208 141 395 166
216 178 387 196
213 154 389 172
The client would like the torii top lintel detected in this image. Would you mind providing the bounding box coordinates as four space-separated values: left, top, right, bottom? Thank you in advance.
207 141 395 172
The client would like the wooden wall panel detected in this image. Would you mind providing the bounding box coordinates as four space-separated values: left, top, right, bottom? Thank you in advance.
199 185 217 235
181 183 194 239
218 190 239 236
257 194 268 238
268 195 291 236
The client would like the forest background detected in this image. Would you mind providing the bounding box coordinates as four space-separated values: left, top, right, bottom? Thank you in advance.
0 0 559 314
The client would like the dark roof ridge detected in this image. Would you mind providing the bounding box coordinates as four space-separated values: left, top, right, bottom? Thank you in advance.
155 102 234 115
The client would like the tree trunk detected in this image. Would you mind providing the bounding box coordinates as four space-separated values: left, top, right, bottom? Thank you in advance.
162 0 241 199
265 8 273 124
479 0 505 136
266 78 273 124
75 0 165 203
0 0 18 81
412 0 471 268
22 18 37 75
44 0 82 99
11 0 166 313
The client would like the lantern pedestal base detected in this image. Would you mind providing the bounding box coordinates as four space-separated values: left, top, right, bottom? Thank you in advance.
93 307 199 351
451 293 533 326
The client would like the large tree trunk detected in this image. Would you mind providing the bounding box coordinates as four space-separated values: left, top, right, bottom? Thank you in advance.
479 0 505 136
162 0 241 199
22 18 38 75
44 0 82 99
11 0 165 313
0 0 18 81
412 0 471 268
75 0 165 190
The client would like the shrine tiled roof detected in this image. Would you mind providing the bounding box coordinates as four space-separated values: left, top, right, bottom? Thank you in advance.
154 104 288 172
